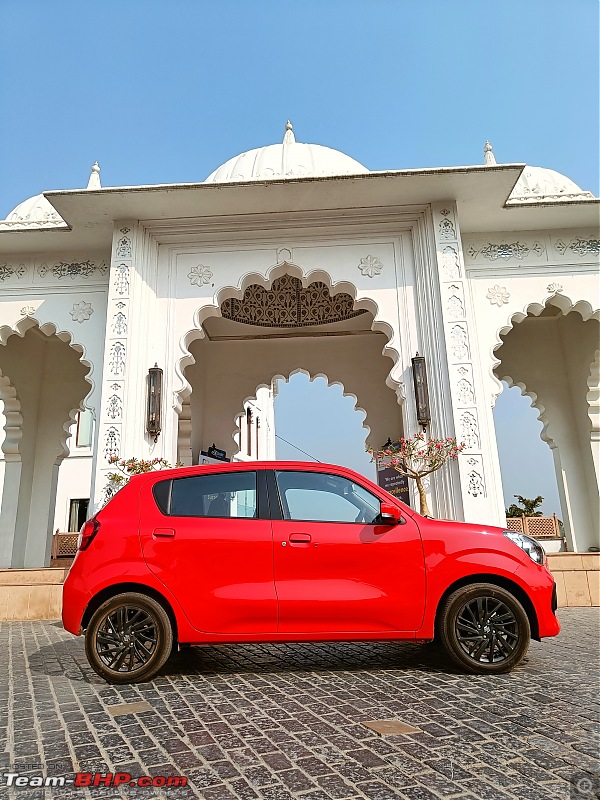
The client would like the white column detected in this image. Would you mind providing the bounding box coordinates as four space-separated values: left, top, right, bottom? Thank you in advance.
429 203 504 525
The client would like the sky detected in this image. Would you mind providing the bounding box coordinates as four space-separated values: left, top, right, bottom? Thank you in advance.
1 0 597 517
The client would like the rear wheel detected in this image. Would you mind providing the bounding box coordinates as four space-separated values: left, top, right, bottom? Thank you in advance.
439 583 530 674
85 592 173 684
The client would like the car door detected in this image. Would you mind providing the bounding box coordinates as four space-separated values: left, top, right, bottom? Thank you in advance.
269 469 425 634
139 467 277 634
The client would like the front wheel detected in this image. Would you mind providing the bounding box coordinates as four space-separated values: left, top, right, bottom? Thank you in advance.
439 583 531 674
85 592 173 684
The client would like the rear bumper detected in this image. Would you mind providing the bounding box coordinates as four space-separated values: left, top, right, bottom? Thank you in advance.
62 562 91 635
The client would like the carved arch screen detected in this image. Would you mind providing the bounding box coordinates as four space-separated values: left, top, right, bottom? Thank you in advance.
220 275 366 328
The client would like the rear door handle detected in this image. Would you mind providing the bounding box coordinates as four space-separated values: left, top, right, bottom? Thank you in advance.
153 528 175 539
288 533 311 544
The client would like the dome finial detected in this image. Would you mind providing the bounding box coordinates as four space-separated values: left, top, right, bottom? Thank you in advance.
87 160 101 190
283 120 295 145
483 140 496 165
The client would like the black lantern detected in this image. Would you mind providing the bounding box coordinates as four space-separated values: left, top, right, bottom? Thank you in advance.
146 364 163 441
411 353 430 429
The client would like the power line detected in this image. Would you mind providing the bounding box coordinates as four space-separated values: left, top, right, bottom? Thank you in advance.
275 434 322 462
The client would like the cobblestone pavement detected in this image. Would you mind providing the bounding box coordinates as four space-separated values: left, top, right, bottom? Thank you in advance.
0 609 598 800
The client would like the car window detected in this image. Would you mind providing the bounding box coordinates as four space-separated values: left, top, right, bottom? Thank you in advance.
160 471 257 518
275 471 381 523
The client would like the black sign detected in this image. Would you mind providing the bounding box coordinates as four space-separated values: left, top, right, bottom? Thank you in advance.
202 444 229 462
376 462 410 506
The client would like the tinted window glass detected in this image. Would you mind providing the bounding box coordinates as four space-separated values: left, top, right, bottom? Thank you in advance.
169 471 257 518
275 471 381 523
152 479 172 515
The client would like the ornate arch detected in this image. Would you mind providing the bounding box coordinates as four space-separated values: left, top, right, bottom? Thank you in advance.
231 368 370 457
0 316 94 460
490 293 600 405
174 260 402 414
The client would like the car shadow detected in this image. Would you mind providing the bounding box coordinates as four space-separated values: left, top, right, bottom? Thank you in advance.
27 636 462 684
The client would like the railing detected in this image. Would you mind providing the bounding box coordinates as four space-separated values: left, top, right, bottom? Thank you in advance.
505 514 566 549
50 531 79 560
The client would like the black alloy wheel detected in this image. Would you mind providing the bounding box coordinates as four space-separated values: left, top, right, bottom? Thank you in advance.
85 592 173 684
439 583 531 674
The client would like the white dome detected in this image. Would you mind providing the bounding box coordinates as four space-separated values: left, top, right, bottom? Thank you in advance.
205 122 368 183
508 166 594 203
0 193 67 230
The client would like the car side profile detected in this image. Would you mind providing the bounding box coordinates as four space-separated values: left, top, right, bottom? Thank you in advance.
62 461 560 684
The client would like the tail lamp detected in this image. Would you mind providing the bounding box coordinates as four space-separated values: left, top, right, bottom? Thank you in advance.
78 517 100 551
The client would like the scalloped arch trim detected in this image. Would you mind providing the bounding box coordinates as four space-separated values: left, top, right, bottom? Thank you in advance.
174 261 401 415
0 317 94 460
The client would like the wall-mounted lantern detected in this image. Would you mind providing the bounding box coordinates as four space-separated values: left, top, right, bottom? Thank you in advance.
411 353 430 430
146 364 163 442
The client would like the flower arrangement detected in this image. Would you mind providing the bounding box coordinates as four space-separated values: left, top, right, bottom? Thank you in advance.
367 433 464 517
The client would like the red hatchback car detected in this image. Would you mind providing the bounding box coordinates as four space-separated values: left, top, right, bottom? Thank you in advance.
63 461 560 683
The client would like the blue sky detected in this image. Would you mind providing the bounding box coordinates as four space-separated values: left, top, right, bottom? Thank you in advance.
2 0 597 516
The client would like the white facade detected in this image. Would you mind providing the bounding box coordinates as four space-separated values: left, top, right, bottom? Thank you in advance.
0 125 598 567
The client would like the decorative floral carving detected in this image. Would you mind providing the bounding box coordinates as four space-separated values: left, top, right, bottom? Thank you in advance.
486 285 510 306
188 264 214 285
460 411 480 450
70 301 94 323
106 394 122 420
0 264 13 281
357 255 383 278
440 246 460 279
113 264 129 295
555 236 599 256
98 261 108 276
110 383 121 391
439 218 456 240
475 241 543 261
103 427 120 459
466 457 485 497
116 236 132 258
109 342 126 376
447 285 464 318
457 378 475 405
450 324 470 361
38 263 48 277
52 260 96 279
112 311 127 335
221 275 365 328
467 469 485 498
120 227 131 235
20 306 36 316
546 282 563 294
277 248 292 263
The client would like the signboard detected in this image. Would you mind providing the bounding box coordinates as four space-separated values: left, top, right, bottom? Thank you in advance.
200 444 230 463
376 460 410 506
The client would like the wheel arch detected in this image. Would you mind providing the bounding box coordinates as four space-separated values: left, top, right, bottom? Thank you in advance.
433 573 540 641
81 582 179 642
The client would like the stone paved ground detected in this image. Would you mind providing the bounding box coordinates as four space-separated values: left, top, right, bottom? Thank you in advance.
0 609 598 800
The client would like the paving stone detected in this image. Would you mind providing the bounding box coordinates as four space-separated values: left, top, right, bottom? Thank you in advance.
0 609 598 799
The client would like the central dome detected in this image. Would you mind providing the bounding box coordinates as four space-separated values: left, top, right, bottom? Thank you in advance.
204 122 368 183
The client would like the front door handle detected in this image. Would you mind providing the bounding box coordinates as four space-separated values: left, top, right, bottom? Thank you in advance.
153 528 175 539
288 533 311 545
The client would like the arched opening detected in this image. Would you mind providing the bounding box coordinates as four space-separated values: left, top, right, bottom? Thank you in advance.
273 372 376 478
493 298 600 552
0 324 91 567
179 271 404 470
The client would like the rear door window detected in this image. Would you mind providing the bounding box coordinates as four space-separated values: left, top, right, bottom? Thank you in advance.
154 471 257 518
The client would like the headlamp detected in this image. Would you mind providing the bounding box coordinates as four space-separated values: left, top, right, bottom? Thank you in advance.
503 530 545 565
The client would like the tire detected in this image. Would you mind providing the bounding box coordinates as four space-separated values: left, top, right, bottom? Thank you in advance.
85 592 174 684
438 583 530 674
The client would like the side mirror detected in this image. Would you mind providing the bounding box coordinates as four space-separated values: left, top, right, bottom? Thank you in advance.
379 502 403 525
